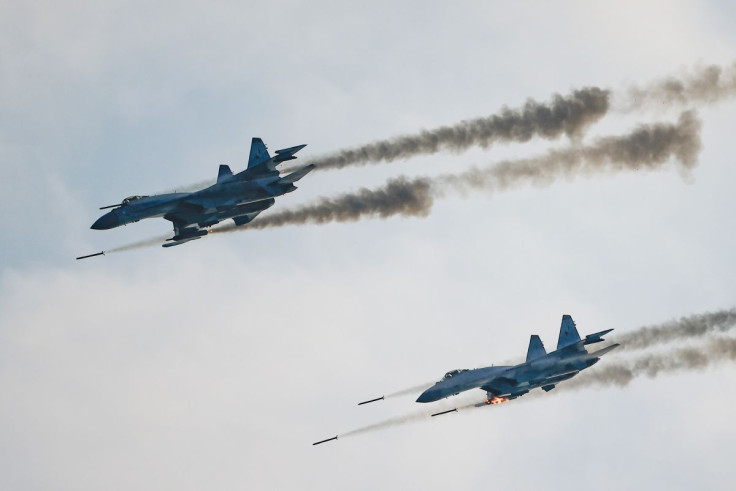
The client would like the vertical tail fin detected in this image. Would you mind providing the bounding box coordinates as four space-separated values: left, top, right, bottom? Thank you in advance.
217 164 233 183
248 138 271 168
526 335 547 362
557 315 581 350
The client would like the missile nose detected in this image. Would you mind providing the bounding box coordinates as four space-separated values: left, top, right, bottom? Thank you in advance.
91 211 120 230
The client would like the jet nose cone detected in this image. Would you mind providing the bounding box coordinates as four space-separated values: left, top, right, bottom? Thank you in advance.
416 389 437 403
91 211 120 230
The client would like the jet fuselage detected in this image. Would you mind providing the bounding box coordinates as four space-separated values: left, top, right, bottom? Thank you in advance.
416 319 618 403
92 173 297 230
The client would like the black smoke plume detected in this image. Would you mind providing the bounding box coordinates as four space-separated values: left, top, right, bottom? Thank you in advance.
308 88 610 170
214 112 700 233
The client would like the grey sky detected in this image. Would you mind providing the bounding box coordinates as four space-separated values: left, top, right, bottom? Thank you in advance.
1 1 735 490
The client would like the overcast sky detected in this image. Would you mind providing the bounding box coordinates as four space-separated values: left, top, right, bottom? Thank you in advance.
1 1 735 490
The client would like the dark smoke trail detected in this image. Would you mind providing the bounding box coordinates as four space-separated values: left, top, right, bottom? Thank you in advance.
307 88 610 170
291 62 733 174
615 308 736 351
562 337 736 391
438 110 701 194
619 62 736 111
212 111 700 233
211 176 435 233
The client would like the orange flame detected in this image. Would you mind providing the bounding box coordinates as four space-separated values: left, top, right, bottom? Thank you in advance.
487 396 510 405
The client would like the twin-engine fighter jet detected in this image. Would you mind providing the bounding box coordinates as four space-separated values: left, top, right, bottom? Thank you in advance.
417 315 618 405
91 138 313 247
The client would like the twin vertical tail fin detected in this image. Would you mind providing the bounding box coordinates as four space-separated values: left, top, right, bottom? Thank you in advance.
248 138 272 168
526 335 547 362
557 314 581 350
217 165 233 183
244 138 308 177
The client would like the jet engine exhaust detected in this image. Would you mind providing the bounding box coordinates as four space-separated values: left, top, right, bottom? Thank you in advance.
488 396 510 405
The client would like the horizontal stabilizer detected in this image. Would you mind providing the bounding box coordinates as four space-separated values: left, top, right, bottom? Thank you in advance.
280 164 315 184
584 328 614 345
274 144 307 163
588 343 620 358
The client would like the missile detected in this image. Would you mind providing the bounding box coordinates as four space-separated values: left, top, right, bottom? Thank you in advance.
358 396 384 406
76 251 105 260
312 436 338 446
431 408 458 417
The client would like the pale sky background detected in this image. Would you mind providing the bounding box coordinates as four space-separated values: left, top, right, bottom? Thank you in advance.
1 1 735 490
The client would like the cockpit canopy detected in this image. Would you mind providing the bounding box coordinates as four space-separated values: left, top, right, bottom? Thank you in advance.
441 369 469 381
121 195 148 205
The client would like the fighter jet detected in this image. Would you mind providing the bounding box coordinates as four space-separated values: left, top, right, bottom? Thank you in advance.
91 138 313 247
416 315 618 405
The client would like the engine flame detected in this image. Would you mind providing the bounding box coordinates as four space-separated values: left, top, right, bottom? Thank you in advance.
487 396 511 405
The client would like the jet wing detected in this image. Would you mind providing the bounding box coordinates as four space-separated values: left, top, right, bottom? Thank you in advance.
480 376 519 395
163 201 206 228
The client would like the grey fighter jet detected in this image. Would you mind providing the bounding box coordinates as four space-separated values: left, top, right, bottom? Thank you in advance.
91 138 313 247
416 315 618 405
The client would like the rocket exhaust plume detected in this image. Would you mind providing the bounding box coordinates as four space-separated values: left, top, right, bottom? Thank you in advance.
212 111 700 233
437 110 700 194
338 402 463 438
385 383 435 399
357 382 437 406
284 61 732 174
298 88 610 171
618 62 736 111
615 308 736 351
562 336 736 391
211 176 435 233
105 234 170 253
